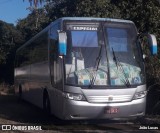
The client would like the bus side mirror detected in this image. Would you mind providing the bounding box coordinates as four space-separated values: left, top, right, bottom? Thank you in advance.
139 33 158 57
147 34 157 55
58 31 67 56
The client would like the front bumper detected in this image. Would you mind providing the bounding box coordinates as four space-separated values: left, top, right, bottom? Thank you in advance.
63 97 146 120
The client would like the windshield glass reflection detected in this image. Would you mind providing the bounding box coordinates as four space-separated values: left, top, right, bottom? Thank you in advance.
65 24 145 87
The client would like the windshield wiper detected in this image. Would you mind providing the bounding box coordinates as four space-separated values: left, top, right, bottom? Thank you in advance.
89 45 103 88
112 48 131 87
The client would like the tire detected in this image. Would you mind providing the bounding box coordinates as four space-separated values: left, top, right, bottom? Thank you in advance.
43 91 51 115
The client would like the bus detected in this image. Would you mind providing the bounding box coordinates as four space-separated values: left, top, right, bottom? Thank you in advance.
14 17 157 120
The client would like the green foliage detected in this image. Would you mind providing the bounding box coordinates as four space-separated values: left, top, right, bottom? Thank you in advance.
0 21 24 84
16 9 49 40
0 21 23 64
45 0 121 20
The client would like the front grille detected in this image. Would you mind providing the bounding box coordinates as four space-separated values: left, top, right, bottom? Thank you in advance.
87 95 132 103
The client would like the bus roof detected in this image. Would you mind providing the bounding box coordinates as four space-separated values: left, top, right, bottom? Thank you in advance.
16 17 134 52
52 17 134 24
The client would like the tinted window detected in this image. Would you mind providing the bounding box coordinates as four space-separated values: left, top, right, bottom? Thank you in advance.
16 45 31 67
16 32 48 68
107 28 128 52
30 32 48 63
71 31 98 47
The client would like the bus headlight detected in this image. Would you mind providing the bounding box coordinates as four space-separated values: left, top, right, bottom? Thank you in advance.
133 91 147 100
63 92 86 101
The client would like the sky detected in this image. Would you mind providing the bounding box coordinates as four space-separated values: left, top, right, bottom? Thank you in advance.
0 0 30 25
0 0 159 25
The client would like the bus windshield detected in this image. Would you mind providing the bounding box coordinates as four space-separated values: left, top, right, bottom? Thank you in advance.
65 23 145 87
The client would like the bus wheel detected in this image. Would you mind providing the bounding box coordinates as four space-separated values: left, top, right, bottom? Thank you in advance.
43 91 51 115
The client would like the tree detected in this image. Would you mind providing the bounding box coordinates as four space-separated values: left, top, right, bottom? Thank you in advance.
0 21 24 84
42 0 122 23
16 8 49 40
0 21 23 64
24 0 44 9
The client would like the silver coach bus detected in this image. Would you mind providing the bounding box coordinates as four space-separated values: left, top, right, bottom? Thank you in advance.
14 17 157 120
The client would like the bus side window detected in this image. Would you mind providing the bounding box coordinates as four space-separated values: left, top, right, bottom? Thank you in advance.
30 33 48 64
50 39 58 86
17 46 31 67
49 23 63 90
49 24 60 89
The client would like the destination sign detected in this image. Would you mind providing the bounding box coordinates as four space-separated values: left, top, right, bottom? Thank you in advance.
73 26 98 31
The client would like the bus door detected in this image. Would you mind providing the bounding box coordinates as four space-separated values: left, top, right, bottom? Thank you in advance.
49 25 64 117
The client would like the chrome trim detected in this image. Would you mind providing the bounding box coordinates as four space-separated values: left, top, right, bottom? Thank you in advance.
87 95 132 103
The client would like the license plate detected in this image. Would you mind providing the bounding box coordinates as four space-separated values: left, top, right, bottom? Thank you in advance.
105 107 119 114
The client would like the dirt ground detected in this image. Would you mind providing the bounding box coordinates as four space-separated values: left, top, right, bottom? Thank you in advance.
0 90 159 133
